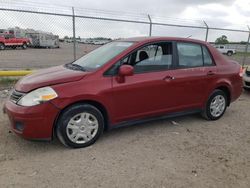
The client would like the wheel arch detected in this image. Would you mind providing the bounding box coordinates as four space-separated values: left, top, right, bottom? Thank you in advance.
204 80 232 108
214 85 231 106
52 99 110 140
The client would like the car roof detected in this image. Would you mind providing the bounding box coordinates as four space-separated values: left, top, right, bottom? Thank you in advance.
119 36 207 45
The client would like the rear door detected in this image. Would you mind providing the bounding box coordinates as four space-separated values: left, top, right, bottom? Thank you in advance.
174 42 217 108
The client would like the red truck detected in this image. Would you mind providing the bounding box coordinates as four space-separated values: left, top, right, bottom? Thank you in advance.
0 33 30 50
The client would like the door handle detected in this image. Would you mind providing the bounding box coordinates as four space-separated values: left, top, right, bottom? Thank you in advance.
207 71 215 76
163 75 175 81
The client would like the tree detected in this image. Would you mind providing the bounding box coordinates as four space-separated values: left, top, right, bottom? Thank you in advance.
64 36 69 39
215 35 229 44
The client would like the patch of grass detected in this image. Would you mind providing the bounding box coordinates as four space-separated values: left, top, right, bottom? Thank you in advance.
0 77 19 86
234 52 250 57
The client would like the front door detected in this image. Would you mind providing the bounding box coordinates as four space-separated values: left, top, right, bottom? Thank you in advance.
111 42 181 123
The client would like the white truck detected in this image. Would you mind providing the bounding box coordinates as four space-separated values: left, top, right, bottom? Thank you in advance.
215 45 236 56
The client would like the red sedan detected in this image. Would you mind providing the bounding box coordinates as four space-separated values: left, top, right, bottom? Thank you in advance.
4 37 243 148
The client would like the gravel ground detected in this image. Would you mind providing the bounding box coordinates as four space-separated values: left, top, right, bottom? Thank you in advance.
0 90 250 188
0 43 249 70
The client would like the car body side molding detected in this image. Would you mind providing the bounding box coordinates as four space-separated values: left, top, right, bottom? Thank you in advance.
109 108 202 130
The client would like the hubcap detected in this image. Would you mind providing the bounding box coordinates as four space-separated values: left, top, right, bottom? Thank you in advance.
210 95 226 117
66 112 99 144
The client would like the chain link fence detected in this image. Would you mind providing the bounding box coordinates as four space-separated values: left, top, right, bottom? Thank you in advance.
0 2 250 70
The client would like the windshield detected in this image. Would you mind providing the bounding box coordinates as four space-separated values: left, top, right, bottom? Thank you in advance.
73 41 134 70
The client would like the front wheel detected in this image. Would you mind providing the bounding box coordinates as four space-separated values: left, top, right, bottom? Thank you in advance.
244 87 250 91
56 104 104 148
202 90 227 120
227 51 233 56
0 43 5 50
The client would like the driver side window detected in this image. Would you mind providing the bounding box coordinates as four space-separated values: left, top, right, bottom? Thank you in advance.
123 42 173 74
5 34 14 39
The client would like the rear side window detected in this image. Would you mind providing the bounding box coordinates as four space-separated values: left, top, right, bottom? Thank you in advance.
202 46 213 66
177 43 203 67
177 42 214 68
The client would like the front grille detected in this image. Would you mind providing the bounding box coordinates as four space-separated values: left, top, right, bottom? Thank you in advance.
10 90 25 104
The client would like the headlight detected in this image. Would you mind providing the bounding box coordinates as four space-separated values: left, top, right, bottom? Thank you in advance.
17 87 58 107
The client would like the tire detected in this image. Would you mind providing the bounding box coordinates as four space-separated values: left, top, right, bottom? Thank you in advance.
56 104 104 148
22 43 27 49
202 89 228 120
244 87 250 91
227 51 233 56
11 46 16 49
0 43 5 50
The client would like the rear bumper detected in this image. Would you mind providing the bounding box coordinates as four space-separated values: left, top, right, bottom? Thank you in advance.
231 80 243 103
3 100 60 140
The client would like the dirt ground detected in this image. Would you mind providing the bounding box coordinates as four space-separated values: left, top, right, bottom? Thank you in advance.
0 89 250 188
0 43 99 70
0 43 249 70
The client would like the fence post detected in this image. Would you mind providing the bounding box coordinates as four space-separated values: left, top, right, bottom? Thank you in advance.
203 21 209 42
242 25 250 67
148 14 152 36
72 7 76 61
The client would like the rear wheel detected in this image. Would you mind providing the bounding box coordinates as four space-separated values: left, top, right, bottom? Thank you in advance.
56 104 104 148
0 43 5 50
22 43 27 49
202 90 227 120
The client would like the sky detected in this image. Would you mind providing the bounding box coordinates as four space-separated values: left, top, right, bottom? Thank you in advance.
0 0 249 42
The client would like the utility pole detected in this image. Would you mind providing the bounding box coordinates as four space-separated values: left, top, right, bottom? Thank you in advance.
72 7 76 61
148 14 152 36
203 21 209 42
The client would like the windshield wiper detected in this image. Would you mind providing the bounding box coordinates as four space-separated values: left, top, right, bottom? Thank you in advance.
65 63 86 71
71 64 86 71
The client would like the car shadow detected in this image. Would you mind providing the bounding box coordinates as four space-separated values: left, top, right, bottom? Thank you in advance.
2 113 202 153
1 47 26 51
102 113 202 138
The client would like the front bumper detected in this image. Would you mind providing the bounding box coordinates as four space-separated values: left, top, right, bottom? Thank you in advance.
243 74 250 89
3 100 60 140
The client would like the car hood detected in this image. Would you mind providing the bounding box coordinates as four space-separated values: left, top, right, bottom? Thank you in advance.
15 65 88 92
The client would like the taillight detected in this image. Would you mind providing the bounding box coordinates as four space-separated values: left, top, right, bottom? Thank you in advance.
239 66 244 77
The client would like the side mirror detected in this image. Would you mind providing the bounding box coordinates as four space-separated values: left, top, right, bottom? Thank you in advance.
118 65 134 77
116 65 134 83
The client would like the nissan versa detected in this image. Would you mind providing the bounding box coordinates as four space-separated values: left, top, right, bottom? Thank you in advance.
3 37 243 148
